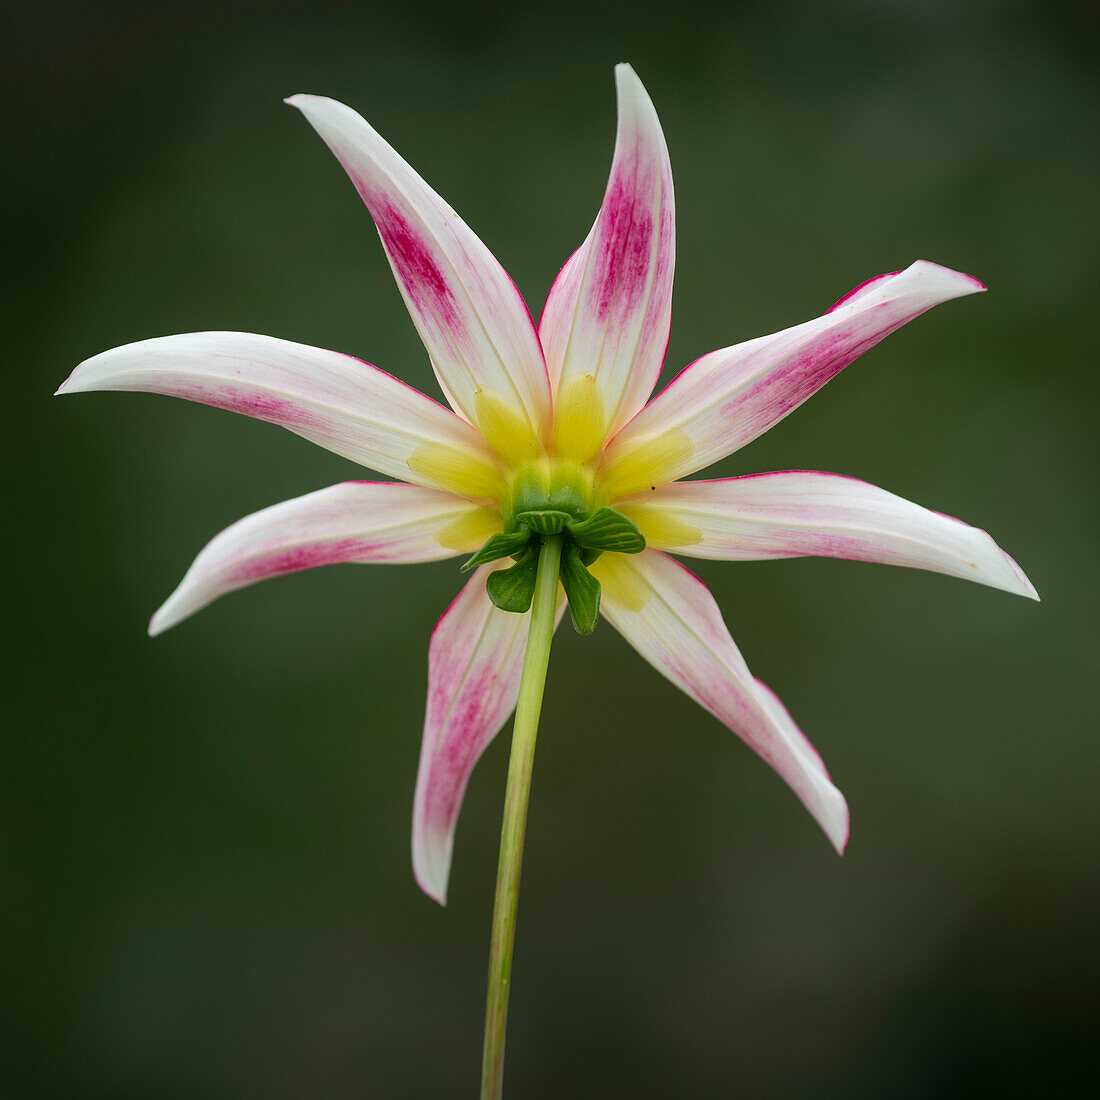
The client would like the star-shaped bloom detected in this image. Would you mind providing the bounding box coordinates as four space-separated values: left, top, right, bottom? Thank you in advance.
58 66 1036 904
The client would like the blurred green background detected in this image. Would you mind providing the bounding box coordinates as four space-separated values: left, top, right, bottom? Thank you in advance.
8 0 1097 1095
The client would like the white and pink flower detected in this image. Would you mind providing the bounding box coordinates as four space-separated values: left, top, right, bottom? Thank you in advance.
58 65 1036 905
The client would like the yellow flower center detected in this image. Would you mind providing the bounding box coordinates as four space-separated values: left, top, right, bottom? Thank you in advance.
417 375 700 580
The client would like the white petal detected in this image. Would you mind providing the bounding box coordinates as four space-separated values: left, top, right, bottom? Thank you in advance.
538 64 675 435
590 549 849 852
57 332 501 497
150 482 498 635
287 94 552 443
624 472 1038 599
606 261 984 483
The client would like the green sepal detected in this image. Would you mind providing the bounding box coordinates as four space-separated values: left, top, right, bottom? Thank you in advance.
560 542 601 635
461 529 532 572
567 507 646 554
486 547 540 613
579 548 603 567
515 509 573 536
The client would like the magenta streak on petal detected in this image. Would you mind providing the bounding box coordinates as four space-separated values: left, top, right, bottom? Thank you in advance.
722 321 903 436
225 537 409 585
593 167 656 323
182 385 328 432
731 533 902 561
424 678 494 828
374 201 462 331
412 573 531 903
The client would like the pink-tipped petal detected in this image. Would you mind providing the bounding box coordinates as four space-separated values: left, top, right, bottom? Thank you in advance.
628 472 1038 600
538 64 675 432
608 261 985 479
591 549 849 853
413 570 560 905
57 332 496 491
286 94 551 438
149 482 497 636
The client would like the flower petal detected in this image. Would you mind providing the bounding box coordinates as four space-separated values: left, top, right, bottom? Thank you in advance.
287 93 551 448
539 64 675 439
149 482 499 635
589 549 849 853
603 261 984 490
412 571 527 904
622 472 1038 599
412 568 565 904
57 332 502 499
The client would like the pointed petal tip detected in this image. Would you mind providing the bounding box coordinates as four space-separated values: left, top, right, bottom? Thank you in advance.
55 364 89 395
284 93 338 120
414 868 448 907
831 808 851 855
613 63 656 112
908 259 986 296
613 62 649 103
1010 573 1040 602
58 350 120 395
819 779 850 855
147 607 172 637
284 93 320 113
828 261 986 315
148 589 192 636
1001 549 1039 601
412 835 450 906
971 528 1038 601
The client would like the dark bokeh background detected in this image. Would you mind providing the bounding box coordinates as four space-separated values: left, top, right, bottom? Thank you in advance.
8 0 1097 1095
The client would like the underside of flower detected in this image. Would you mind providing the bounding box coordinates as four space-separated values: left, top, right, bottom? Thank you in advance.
465 505 645 634
462 388 650 632
56 64 1037 916
56 64 1039 1098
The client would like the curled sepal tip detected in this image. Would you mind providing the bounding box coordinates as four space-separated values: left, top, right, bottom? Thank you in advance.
462 529 533 572
560 543 601 634
515 509 574 536
486 548 540 613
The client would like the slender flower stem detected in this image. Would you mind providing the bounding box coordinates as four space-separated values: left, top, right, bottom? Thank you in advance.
480 535 562 1100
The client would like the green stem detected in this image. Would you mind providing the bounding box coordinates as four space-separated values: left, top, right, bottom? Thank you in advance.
480 534 562 1100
